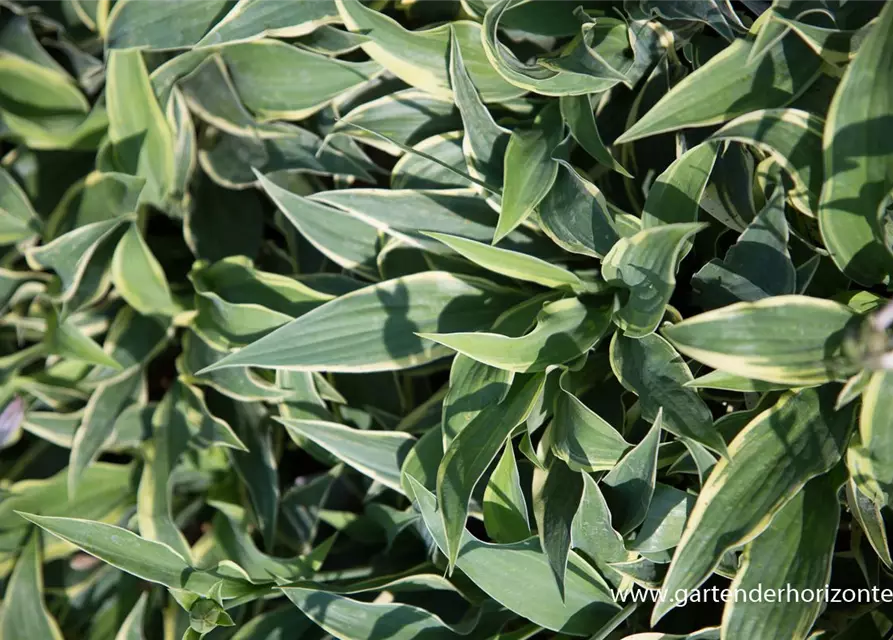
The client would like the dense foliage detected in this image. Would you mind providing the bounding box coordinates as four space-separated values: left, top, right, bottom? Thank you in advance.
1 0 893 638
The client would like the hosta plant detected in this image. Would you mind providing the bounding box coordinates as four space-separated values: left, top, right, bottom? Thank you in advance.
1 0 893 638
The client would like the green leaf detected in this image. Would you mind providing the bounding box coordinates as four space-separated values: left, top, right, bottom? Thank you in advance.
602 223 707 338
846 478 892 569
538 162 621 259
219 40 380 121
16 513 259 600
197 0 340 47
661 295 859 385
112 224 176 316
409 476 620 634
442 355 513 447
611 333 728 457
551 370 630 472
420 297 611 373
571 474 631 586
852 370 893 505
46 308 122 370
616 31 821 143
106 0 231 49
276 418 414 495
0 532 64 640
692 189 797 308
496 103 563 242
559 94 630 178
641 143 719 228
483 441 531 544
438 373 545 569
710 109 824 216
0 167 40 245
818 2 893 285
201 271 524 373
629 483 696 554
601 411 662 535
336 0 523 102
114 593 148 640
721 470 843 640
106 50 176 209
533 457 583 597
69 369 141 497
448 29 509 186
653 387 854 623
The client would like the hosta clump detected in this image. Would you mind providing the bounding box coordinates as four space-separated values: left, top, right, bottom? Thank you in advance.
1 0 893 638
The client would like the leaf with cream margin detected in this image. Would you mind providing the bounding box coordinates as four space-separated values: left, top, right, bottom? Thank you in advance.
275 418 414 495
496 102 563 242
437 373 545 570
818 2 893 285
721 469 844 640
16 513 263 602
420 296 612 373
661 295 859 386
611 333 728 457
551 370 630 472
652 386 854 623
615 28 822 143
602 223 707 338
0 532 64 640
336 0 523 102
200 271 524 373
408 476 620 634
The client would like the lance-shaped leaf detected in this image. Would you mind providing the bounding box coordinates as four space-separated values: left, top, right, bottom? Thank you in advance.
201 271 523 373
438 373 545 569
559 94 630 178
276 418 414 495
111 224 176 316
28 217 130 302
602 223 707 338
196 0 341 47
219 41 381 121
496 103 563 242
480 0 626 96
442 355 513 447
538 162 621 259
312 190 552 257
137 386 194 560
846 478 892 569
818 2 893 285
571 474 631 588
0 167 40 245
46 308 122 370
612 332 728 456
336 0 522 102
484 442 530 544
409 476 619 634
106 0 231 49
616 30 821 143
629 483 696 554
106 50 176 209
711 109 823 216
692 189 796 309
641 143 719 228
601 411 662 535
635 0 744 41
661 295 859 385
0 532 64 640
16 514 259 601
653 386 854 623
421 297 611 373
424 232 581 290
114 593 148 640
333 90 460 155
449 29 509 186
853 371 893 505
69 369 141 497
282 587 493 639
721 470 843 639
533 457 584 597
552 370 630 472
